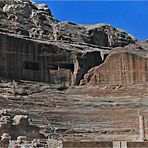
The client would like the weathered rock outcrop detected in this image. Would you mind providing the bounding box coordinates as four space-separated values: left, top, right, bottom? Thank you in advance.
0 110 44 140
80 44 148 86
1 0 148 144
0 0 136 47
0 31 110 85
55 23 136 47
0 0 56 39
1 0 147 87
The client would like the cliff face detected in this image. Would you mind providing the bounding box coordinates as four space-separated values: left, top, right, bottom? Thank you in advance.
0 0 147 86
0 0 56 38
1 1 148 144
80 47 148 86
0 0 136 46
80 42 148 86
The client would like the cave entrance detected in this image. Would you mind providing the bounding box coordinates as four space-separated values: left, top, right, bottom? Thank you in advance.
23 61 39 71
58 63 74 72
88 30 109 46
48 63 74 85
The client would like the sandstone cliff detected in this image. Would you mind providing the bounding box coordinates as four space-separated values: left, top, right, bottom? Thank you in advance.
1 1 148 145
0 0 136 47
0 0 147 86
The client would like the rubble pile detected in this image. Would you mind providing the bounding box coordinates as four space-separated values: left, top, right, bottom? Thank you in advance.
0 109 44 141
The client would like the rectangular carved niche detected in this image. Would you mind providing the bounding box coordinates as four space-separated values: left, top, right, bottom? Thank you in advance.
23 61 39 71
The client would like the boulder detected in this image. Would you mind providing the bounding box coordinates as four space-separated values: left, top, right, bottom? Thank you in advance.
0 133 11 147
17 136 27 144
37 4 52 15
3 4 13 14
13 115 29 126
1 133 11 140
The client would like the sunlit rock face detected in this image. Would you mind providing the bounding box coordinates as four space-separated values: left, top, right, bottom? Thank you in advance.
55 23 136 47
1 0 147 87
0 0 136 46
80 45 148 86
0 0 56 39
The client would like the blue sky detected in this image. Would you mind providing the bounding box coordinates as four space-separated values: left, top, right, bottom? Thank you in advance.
34 1 148 40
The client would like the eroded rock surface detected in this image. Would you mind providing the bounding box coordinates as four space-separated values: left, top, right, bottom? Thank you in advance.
0 109 44 140
0 0 148 144
0 0 140 86
80 44 148 86
0 80 148 142
0 0 136 47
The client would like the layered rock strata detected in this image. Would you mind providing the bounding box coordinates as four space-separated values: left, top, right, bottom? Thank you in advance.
1 0 148 87
81 45 148 86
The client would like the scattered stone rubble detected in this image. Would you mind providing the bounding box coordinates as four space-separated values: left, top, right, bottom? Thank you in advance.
0 79 148 145
0 109 63 147
0 109 44 141
8 138 63 148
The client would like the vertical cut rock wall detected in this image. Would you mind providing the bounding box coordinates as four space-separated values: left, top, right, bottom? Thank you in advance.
81 52 147 86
